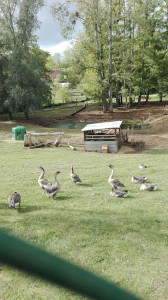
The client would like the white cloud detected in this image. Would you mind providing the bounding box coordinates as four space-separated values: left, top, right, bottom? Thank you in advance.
40 40 74 55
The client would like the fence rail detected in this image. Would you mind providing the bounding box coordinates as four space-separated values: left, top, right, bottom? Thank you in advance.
0 230 141 300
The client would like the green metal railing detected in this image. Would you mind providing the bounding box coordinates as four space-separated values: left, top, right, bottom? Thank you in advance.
0 230 141 300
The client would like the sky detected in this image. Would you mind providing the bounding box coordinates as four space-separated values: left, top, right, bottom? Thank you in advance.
36 0 81 55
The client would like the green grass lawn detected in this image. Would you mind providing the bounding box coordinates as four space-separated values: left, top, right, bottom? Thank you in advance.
0 121 168 300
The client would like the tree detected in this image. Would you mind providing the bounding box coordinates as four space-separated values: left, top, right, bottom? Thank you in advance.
0 0 51 119
55 86 72 103
52 0 110 108
51 0 168 109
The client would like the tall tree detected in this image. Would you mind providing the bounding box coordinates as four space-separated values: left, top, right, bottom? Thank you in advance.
51 0 168 108
0 0 51 119
108 0 113 112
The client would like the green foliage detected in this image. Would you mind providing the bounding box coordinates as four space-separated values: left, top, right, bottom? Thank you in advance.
55 87 72 103
51 0 168 107
0 0 51 119
46 53 61 71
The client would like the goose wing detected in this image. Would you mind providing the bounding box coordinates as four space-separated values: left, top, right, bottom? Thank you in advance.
44 185 60 193
71 173 82 183
146 185 157 191
38 178 52 188
110 190 128 198
112 178 125 188
138 176 147 183
13 192 21 204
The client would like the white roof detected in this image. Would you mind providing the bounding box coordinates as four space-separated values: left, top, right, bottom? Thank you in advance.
82 121 122 132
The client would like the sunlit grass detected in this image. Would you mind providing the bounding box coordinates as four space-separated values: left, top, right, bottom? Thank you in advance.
0 122 168 300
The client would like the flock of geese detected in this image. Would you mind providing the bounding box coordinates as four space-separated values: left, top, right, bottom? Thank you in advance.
108 163 157 198
37 162 157 200
8 162 157 209
37 165 82 200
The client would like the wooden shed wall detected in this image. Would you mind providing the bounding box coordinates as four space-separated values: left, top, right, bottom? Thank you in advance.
84 141 118 153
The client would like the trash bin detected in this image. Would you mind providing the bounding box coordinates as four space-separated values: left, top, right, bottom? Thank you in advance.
12 126 26 141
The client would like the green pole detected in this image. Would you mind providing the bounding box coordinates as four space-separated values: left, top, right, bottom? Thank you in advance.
0 230 141 300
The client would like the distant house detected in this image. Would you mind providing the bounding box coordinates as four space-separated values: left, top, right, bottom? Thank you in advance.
47 69 60 81
59 82 69 88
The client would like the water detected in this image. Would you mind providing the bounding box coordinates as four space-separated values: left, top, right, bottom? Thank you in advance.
46 121 147 130
46 121 88 129
121 122 147 130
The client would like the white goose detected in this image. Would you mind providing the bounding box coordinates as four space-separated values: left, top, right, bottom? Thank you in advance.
38 166 52 189
108 164 125 189
44 171 61 199
110 187 128 198
140 184 157 191
139 163 147 169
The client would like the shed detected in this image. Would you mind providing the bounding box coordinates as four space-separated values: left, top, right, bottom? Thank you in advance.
82 121 122 153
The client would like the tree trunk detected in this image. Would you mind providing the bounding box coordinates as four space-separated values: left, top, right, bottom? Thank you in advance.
159 92 163 102
8 111 13 120
95 22 105 107
146 90 150 102
116 80 120 106
108 0 113 112
24 110 29 120
138 93 142 105
120 94 123 105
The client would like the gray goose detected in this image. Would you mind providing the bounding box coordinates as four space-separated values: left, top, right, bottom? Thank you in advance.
110 187 128 198
108 164 125 189
8 192 21 209
70 165 82 184
44 171 61 199
132 175 147 183
38 166 52 189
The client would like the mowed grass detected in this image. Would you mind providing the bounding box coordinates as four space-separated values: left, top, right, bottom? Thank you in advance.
0 123 168 300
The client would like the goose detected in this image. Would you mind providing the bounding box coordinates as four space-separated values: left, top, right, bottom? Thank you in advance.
43 171 61 199
140 184 157 191
139 163 147 169
38 166 52 189
108 164 125 189
70 165 82 185
110 187 128 198
8 192 21 209
132 175 147 183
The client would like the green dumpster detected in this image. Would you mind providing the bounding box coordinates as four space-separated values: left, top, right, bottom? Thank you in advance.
12 126 26 141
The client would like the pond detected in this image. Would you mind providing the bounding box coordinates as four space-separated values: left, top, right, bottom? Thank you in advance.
121 122 148 130
46 121 148 130
46 121 88 130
